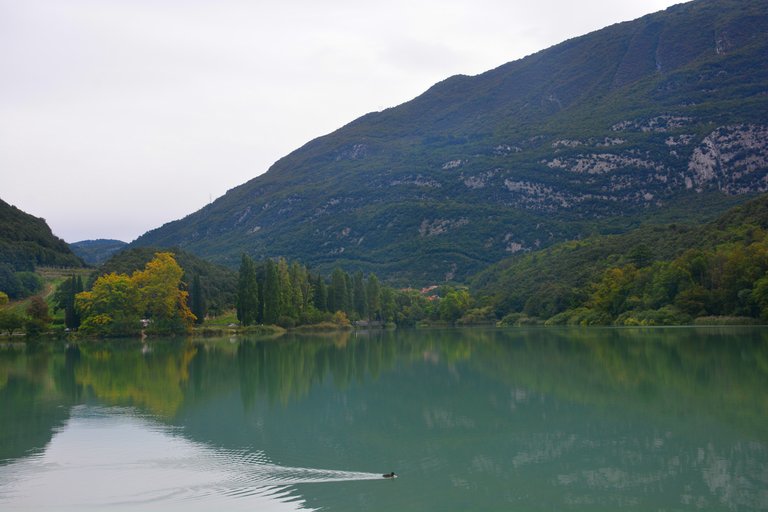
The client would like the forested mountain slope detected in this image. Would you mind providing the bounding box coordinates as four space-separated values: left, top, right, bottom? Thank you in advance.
473 193 768 323
132 0 768 284
0 198 84 271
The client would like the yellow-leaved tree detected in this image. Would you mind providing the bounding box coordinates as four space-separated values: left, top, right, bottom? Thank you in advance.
133 252 196 334
76 252 195 337
76 272 143 336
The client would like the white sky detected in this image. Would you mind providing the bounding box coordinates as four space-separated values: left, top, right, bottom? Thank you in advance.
0 0 684 243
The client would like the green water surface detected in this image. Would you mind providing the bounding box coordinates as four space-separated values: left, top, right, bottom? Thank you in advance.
0 327 766 511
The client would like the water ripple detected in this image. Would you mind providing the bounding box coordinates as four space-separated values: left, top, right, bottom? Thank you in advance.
0 406 385 511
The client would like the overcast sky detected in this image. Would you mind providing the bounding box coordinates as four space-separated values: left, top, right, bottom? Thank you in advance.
0 0 684 243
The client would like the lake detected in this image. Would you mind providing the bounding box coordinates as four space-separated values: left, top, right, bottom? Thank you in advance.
1 327 767 511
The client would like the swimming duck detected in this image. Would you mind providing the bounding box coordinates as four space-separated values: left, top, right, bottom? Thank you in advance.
382 472 397 479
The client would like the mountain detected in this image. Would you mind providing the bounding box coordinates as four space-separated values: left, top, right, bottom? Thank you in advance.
0 198 84 271
69 239 127 266
132 0 768 284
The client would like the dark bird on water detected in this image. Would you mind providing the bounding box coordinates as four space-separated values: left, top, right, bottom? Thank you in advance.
382 472 397 479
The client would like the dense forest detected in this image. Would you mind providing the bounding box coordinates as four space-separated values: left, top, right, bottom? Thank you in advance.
233 254 472 329
477 194 768 325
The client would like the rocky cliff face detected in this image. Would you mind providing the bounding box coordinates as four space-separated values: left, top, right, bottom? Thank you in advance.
687 124 768 193
132 0 768 284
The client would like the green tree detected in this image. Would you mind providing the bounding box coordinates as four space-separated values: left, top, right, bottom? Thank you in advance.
288 262 302 318
77 272 143 336
751 273 768 320
263 259 280 324
628 244 654 268
0 310 24 336
328 268 348 313
53 275 83 329
191 274 207 325
313 274 327 312
589 265 641 317
0 270 44 299
344 272 353 315
439 288 472 323
236 255 259 326
395 289 429 326
276 258 292 321
0 264 22 298
352 271 367 319
0 291 8 306
25 295 52 336
366 274 382 320
646 261 690 309
289 262 311 315
380 286 396 322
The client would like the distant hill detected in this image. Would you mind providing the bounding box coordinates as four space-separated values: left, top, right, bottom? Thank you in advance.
0 198 84 271
92 247 237 315
132 0 768 284
69 239 127 266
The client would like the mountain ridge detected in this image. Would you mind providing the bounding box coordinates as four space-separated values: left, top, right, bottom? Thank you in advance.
0 198 84 271
132 0 768 284
69 239 127 266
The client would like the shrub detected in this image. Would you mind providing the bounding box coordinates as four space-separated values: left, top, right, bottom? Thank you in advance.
458 306 495 325
693 316 761 325
331 310 351 327
614 306 692 326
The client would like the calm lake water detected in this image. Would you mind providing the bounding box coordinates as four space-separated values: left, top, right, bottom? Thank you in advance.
1 327 767 511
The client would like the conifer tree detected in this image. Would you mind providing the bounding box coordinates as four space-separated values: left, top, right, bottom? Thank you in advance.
328 268 348 313
263 259 280 324
353 271 367 319
289 261 311 317
344 272 353 315
25 295 51 336
276 258 292 319
380 287 396 322
54 275 83 329
190 274 206 324
366 274 381 321
236 254 259 326
313 274 327 312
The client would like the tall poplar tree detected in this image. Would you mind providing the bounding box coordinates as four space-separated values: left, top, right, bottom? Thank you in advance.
263 259 280 324
277 258 292 319
328 268 348 313
190 274 206 325
353 271 367 319
380 286 396 322
54 275 83 329
344 272 353 315
366 274 381 321
236 254 259 326
289 261 310 318
313 274 327 312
